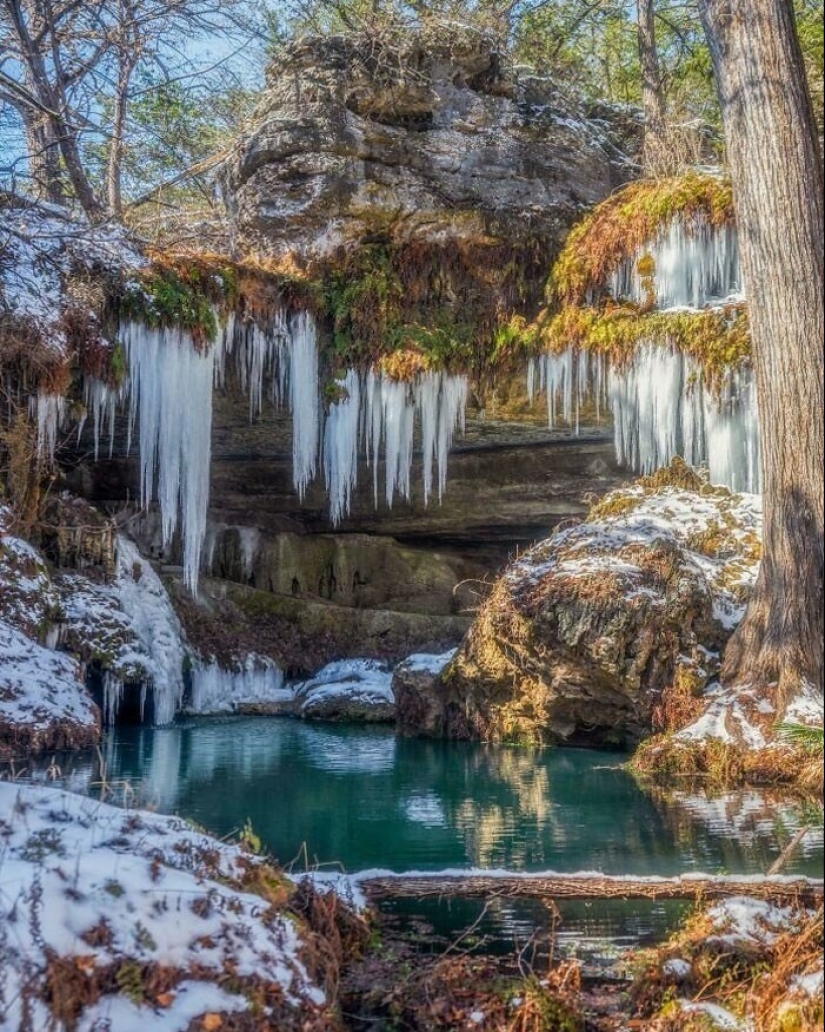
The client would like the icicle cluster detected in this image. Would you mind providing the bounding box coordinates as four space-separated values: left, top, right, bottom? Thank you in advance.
189 657 286 715
609 344 759 493
121 321 215 593
610 217 740 309
33 393 66 462
73 308 465 586
323 369 468 524
78 378 123 461
527 349 607 431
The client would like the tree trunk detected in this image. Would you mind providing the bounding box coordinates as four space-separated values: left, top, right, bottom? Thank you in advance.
699 0 824 703
637 0 667 173
22 108 62 203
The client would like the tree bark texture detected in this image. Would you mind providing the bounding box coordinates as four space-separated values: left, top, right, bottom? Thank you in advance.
699 0 824 701
637 0 668 173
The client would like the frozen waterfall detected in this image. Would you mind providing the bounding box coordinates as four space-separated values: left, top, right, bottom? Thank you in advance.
610 217 741 309
609 344 760 494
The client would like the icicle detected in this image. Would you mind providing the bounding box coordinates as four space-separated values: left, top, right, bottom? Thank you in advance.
102 672 125 726
610 217 740 309
82 377 122 461
323 371 361 525
33 393 66 461
289 311 320 500
121 320 214 593
189 657 286 715
607 342 760 492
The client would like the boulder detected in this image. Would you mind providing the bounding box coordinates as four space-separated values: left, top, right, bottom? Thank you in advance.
413 475 762 746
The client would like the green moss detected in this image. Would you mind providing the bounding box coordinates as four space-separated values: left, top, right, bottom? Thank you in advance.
121 268 218 343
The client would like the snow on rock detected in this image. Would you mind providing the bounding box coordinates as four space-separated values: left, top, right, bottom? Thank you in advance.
0 619 99 752
437 474 763 745
0 199 145 353
398 649 458 676
54 536 187 726
676 1000 745 1031
676 684 770 749
0 782 327 1032
294 658 396 722
188 655 290 714
0 504 61 638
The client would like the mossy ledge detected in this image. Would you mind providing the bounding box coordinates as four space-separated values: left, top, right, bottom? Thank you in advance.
549 172 735 307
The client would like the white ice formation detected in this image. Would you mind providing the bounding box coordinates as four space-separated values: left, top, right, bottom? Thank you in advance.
189 656 288 715
610 216 740 309
529 218 760 493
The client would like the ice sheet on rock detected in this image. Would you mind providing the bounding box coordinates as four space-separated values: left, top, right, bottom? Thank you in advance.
0 782 324 1032
114 536 187 725
189 656 289 714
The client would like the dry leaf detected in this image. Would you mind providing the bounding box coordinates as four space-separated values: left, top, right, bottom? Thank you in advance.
202 1014 222 1032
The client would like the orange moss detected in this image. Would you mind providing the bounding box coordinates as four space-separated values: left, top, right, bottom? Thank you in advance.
550 173 735 307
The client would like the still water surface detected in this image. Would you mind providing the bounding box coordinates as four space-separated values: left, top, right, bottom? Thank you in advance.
21 717 823 962
35 716 822 878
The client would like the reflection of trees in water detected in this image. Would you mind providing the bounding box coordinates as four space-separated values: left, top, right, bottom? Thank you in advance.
21 725 823 880
644 784 825 875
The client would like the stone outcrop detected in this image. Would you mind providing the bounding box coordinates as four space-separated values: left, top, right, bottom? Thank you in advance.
222 29 636 280
400 471 762 746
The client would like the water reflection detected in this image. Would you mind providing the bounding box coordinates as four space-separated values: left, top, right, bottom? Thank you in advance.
11 717 822 882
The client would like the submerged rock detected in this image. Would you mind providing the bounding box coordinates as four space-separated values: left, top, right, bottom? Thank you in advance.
410 471 762 746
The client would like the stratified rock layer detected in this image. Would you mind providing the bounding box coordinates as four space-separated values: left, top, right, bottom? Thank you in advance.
223 30 635 270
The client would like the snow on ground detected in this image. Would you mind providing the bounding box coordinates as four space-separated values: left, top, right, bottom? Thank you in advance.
0 782 325 1032
509 484 762 633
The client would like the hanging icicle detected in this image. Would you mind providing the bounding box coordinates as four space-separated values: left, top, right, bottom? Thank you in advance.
121 321 215 593
610 217 741 309
608 343 760 493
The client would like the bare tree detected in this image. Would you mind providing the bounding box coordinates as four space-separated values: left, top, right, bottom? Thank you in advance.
637 0 668 172
0 0 259 221
699 0 824 702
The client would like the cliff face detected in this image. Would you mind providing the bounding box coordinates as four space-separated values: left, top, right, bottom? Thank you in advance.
222 32 637 281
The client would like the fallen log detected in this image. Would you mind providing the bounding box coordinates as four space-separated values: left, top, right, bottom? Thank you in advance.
360 873 824 906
